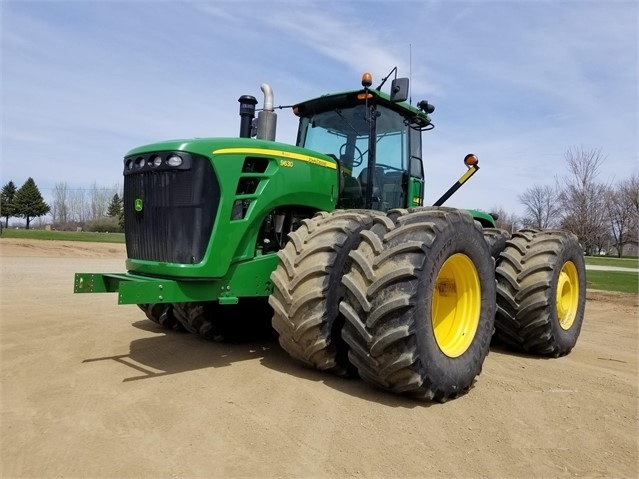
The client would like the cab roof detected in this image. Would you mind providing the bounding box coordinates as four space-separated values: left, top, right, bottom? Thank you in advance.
293 89 431 129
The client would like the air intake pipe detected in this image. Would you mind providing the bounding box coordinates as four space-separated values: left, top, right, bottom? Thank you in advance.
256 83 277 141
238 95 258 138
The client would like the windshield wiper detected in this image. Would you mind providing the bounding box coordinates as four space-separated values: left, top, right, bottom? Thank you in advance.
334 109 360 136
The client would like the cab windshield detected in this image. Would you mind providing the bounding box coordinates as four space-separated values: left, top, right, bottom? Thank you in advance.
297 104 410 210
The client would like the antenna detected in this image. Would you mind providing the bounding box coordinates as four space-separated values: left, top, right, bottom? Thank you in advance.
409 43 412 105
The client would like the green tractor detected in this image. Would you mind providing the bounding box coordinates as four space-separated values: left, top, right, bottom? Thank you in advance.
75 71 586 402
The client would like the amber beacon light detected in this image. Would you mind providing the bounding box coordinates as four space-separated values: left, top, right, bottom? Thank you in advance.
361 72 372 88
464 154 479 167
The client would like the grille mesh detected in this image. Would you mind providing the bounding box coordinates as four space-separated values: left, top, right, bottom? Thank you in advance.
123 153 219 264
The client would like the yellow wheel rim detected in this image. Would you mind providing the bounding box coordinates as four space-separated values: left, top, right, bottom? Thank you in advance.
556 260 579 330
431 253 481 358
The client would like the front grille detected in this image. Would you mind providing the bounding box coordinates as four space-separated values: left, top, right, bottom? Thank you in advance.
123 152 220 264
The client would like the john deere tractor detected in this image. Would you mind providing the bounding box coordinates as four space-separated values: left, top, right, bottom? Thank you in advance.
75 71 586 402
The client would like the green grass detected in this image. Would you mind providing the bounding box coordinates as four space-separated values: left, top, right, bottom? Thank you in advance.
586 270 638 294
585 255 639 268
0 228 124 244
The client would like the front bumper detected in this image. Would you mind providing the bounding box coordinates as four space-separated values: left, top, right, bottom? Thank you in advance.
74 253 277 306
74 273 228 305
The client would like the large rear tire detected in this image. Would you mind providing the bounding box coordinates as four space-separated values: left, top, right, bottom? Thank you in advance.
340 207 496 401
483 227 511 259
495 229 586 356
138 303 184 331
268 210 378 376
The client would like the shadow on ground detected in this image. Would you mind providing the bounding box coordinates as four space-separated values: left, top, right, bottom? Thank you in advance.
82 314 432 407
82 315 279 380
82 312 547 407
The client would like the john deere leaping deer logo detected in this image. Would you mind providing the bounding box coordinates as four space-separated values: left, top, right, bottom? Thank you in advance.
134 198 143 212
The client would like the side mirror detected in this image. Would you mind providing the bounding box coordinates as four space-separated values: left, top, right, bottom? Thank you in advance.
390 77 409 102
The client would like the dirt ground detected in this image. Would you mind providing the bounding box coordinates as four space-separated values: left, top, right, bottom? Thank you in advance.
1 238 637 479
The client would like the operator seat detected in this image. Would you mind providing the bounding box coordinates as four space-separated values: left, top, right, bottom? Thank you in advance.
358 167 385 207
383 171 405 209
339 174 364 208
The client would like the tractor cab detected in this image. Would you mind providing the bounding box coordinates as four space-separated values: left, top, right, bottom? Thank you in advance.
293 73 434 211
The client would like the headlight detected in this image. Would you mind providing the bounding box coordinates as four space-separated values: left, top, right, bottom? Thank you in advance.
167 155 183 167
135 157 145 169
125 159 133 170
151 155 162 167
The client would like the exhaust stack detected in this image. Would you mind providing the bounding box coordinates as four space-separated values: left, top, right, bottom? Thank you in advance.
256 83 277 141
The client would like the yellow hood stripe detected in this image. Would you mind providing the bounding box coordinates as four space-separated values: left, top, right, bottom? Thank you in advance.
213 147 337 170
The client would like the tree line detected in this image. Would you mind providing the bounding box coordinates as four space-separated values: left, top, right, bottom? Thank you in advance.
49 182 123 231
2 147 637 256
493 147 638 257
1 179 123 231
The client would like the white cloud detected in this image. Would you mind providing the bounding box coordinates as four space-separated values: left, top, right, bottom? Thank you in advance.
1 0 636 217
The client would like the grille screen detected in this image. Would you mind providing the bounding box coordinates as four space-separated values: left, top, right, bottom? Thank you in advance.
123 153 219 264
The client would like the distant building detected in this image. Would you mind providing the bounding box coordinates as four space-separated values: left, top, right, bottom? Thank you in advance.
610 240 639 257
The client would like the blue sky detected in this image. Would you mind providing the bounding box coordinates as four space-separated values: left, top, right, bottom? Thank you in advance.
2 0 637 217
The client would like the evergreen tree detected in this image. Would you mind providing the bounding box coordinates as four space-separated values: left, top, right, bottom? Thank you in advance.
0 181 18 228
106 193 122 217
118 208 125 232
14 178 50 229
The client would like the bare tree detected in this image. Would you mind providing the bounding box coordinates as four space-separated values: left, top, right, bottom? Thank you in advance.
518 184 561 229
608 173 639 256
89 182 114 220
607 187 630 257
558 147 609 255
69 189 88 223
489 206 521 233
624 173 639 241
52 182 69 226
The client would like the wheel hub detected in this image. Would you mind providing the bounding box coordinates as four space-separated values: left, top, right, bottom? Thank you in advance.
431 253 481 358
556 260 579 330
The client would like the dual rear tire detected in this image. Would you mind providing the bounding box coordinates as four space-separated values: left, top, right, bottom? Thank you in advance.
271 207 496 401
494 229 586 357
268 210 380 376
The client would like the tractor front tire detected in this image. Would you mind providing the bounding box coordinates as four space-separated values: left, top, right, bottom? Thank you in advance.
268 210 378 376
340 208 496 402
495 229 586 356
172 302 224 341
138 303 184 331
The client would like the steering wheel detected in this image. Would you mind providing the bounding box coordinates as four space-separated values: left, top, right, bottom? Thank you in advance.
375 163 402 172
339 143 365 167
